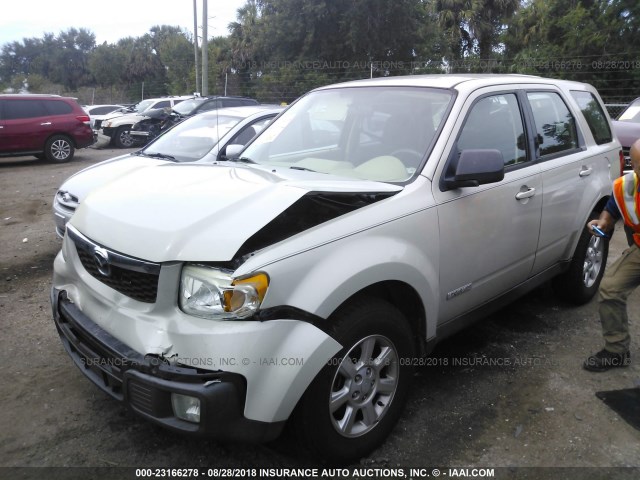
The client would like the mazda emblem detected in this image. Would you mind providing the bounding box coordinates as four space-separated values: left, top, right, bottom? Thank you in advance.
93 247 111 277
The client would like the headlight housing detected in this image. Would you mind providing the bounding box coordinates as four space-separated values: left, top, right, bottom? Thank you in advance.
179 265 269 320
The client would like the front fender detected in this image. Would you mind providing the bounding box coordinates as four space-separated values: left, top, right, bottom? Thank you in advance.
259 208 440 340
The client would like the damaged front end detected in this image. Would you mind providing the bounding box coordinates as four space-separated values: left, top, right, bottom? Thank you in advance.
51 289 283 441
130 108 182 145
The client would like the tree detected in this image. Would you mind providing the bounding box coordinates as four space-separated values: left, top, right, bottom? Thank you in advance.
150 25 196 93
436 0 519 64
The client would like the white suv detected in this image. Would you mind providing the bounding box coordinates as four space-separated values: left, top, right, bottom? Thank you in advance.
51 75 622 462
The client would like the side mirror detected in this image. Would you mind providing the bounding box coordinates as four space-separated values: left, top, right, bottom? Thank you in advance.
442 149 505 190
219 143 244 161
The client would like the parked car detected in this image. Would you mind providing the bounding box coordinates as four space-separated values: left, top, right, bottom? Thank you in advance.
53 105 282 238
129 96 260 145
51 75 620 462
612 97 640 170
82 104 125 129
0 94 94 162
95 96 195 148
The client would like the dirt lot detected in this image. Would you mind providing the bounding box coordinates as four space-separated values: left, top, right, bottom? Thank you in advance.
1 147 639 479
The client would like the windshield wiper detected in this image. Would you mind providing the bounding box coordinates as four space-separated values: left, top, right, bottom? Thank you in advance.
289 166 316 172
136 151 177 161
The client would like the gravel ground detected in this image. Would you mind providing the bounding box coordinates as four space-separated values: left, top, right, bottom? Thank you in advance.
1 148 639 480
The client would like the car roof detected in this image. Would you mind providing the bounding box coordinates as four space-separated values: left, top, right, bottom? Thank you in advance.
316 74 595 93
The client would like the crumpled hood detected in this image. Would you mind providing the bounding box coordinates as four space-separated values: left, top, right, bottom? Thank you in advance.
71 163 402 263
59 154 167 203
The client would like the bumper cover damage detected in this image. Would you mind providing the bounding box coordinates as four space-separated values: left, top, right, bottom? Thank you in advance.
51 288 284 442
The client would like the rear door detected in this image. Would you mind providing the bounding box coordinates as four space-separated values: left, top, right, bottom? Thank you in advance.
526 89 610 274
433 89 542 322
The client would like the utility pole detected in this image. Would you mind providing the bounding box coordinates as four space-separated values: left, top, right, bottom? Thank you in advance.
201 0 208 96
193 0 200 94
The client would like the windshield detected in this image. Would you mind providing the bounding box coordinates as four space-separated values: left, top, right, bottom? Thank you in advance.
134 99 155 113
142 113 242 162
618 99 640 123
173 99 205 115
241 86 453 183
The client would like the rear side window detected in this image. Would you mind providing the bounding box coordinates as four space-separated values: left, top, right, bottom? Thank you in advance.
44 100 73 115
3 99 48 119
527 92 578 157
570 91 613 145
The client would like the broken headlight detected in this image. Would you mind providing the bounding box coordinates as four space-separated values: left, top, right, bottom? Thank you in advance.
179 265 268 320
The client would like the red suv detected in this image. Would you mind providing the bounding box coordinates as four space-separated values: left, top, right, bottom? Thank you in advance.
0 94 95 162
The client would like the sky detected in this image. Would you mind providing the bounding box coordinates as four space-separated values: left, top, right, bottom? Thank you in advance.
0 0 247 48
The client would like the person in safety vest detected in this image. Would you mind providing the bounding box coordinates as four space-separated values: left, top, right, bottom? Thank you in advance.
583 138 640 371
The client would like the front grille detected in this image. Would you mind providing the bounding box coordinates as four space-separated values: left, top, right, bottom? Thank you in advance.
68 226 161 303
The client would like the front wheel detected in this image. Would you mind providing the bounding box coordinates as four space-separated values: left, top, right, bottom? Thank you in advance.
45 135 74 162
290 297 415 463
113 125 136 148
557 212 609 304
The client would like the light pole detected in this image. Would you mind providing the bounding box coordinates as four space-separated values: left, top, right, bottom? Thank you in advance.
201 0 208 96
193 0 200 94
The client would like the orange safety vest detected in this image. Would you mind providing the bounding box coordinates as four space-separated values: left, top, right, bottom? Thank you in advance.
613 172 640 247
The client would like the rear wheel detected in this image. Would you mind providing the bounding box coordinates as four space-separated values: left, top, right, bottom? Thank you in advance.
290 297 415 463
557 211 609 304
45 135 74 163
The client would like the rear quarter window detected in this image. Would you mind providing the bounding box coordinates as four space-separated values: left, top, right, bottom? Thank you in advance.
44 100 74 115
570 91 613 145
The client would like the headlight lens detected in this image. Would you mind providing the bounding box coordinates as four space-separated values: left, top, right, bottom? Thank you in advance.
179 265 269 320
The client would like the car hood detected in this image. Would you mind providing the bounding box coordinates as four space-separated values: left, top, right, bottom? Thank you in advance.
59 154 167 202
612 120 640 147
71 163 402 263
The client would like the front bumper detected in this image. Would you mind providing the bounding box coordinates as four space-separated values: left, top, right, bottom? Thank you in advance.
93 131 112 149
51 288 284 441
129 130 150 138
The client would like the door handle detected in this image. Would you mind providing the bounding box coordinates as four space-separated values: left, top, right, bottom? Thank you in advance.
40 122 52 126
579 167 593 177
515 187 536 200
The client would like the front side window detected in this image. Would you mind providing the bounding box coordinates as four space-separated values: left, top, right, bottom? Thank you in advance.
570 91 612 145
527 92 578 157
241 86 453 183
457 93 527 167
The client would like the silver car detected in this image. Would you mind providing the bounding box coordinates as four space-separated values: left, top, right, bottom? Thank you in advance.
51 75 620 462
52 105 283 237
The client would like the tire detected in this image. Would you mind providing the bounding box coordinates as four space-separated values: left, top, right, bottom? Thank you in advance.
290 297 415 463
557 211 609 305
44 135 74 163
113 125 135 148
